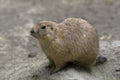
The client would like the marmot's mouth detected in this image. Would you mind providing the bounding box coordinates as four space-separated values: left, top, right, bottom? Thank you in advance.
30 29 38 39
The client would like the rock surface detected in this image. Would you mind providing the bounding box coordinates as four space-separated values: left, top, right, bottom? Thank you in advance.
0 0 120 80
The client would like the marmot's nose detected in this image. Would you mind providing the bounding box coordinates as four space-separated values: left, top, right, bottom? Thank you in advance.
30 29 35 34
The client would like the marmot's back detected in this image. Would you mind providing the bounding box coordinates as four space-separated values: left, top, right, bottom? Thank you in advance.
58 18 99 56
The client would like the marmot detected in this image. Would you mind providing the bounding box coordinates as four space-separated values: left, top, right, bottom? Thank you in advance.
30 18 107 73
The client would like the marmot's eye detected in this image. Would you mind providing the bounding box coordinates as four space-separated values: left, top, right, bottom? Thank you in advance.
41 26 46 29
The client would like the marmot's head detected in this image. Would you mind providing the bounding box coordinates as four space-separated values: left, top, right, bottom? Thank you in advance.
30 21 57 41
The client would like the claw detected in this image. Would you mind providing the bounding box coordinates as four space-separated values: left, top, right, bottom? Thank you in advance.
50 68 60 75
46 63 53 69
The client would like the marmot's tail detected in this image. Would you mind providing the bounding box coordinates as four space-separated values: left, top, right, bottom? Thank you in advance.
96 55 107 65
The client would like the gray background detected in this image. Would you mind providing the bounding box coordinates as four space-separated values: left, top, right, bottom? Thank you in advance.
0 0 120 80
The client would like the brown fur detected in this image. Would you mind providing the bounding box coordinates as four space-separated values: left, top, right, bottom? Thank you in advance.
31 18 99 72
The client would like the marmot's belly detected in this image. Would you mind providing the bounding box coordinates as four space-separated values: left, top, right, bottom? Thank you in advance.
47 48 97 67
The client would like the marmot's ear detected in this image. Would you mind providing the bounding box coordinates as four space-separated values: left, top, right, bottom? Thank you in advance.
50 26 53 30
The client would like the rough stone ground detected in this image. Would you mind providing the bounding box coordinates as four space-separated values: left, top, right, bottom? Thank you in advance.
0 0 120 80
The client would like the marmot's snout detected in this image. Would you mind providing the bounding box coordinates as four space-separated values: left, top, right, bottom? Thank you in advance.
30 28 38 39
30 29 35 34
